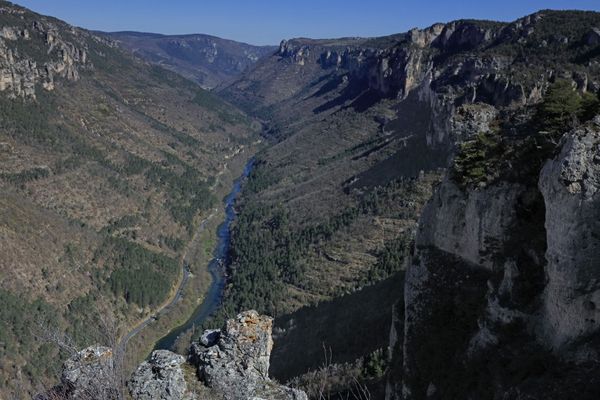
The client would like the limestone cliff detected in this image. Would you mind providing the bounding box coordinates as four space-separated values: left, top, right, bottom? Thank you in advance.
0 4 99 98
394 119 600 399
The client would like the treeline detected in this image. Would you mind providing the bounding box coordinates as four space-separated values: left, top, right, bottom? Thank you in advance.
97 237 179 308
243 160 280 194
361 232 413 284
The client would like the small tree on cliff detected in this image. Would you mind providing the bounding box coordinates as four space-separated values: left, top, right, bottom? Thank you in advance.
536 79 582 137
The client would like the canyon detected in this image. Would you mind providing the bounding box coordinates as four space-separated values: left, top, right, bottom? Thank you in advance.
0 2 599 399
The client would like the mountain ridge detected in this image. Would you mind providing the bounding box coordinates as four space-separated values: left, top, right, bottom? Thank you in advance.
104 30 276 89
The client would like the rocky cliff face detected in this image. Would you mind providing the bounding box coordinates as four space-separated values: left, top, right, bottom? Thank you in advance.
538 122 600 348
229 11 599 145
42 312 306 400
0 5 98 98
189 311 307 400
396 119 600 399
272 12 600 400
36 347 119 400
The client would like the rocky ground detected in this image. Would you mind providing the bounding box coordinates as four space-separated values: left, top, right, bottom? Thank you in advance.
39 311 307 400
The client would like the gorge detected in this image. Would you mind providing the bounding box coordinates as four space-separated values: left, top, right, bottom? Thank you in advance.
153 159 255 352
0 2 599 399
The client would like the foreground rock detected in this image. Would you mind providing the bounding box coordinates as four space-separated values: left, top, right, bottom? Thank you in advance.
190 310 307 400
128 351 192 400
126 311 306 400
36 346 119 400
41 312 306 400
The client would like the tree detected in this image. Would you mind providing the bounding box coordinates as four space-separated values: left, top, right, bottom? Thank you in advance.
536 79 582 136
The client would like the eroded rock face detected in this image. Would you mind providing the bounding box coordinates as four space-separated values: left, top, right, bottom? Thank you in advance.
0 15 91 99
396 121 600 399
539 123 600 348
45 312 306 400
191 310 308 400
128 350 192 400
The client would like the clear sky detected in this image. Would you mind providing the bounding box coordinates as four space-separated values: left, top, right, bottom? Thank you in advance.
13 0 600 46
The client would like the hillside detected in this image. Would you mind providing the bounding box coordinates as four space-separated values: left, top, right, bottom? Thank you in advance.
213 9 600 397
0 1 257 397
105 31 276 89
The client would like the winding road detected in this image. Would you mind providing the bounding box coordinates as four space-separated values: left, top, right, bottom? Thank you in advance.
115 151 254 359
116 212 216 357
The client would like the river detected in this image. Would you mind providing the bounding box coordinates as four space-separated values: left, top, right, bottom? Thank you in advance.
153 159 254 351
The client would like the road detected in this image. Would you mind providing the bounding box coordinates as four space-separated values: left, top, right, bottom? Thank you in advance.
115 147 249 359
115 212 216 357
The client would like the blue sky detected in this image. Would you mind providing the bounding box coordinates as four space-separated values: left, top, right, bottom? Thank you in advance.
14 0 600 46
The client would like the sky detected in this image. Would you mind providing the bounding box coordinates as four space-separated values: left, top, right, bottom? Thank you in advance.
13 0 600 46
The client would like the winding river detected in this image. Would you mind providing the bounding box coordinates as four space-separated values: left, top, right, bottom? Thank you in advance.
153 159 254 351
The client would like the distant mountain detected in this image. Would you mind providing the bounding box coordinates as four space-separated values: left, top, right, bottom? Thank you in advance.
105 31 277 89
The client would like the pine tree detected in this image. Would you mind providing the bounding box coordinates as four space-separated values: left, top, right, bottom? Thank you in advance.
536 79 582 136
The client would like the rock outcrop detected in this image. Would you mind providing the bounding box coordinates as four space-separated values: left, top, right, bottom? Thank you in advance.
0 6 94 99
273 17 556 107
394 120 600 399
44 312 306 400
538 121 600 348
128 351 192 400
190 310 308 400
36 346 119 400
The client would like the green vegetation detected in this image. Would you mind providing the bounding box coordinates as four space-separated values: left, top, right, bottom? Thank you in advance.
98 238 179 307
192 89 249 125
100 214 141 236
192 89 225 112
362 233 412 284
145 163 215 233
478 10 600 67
0 92 67 147
0 289 61 380
362 348 388 380
65 293 105 348
535 79 600 137
203 161 428 330
160 235 186 252
453 81 600 188
0 167 50 185
243 161 280 194
453 130 504 187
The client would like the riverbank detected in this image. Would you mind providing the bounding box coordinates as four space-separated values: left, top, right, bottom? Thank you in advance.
153 158 255 351
121 145 258 374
